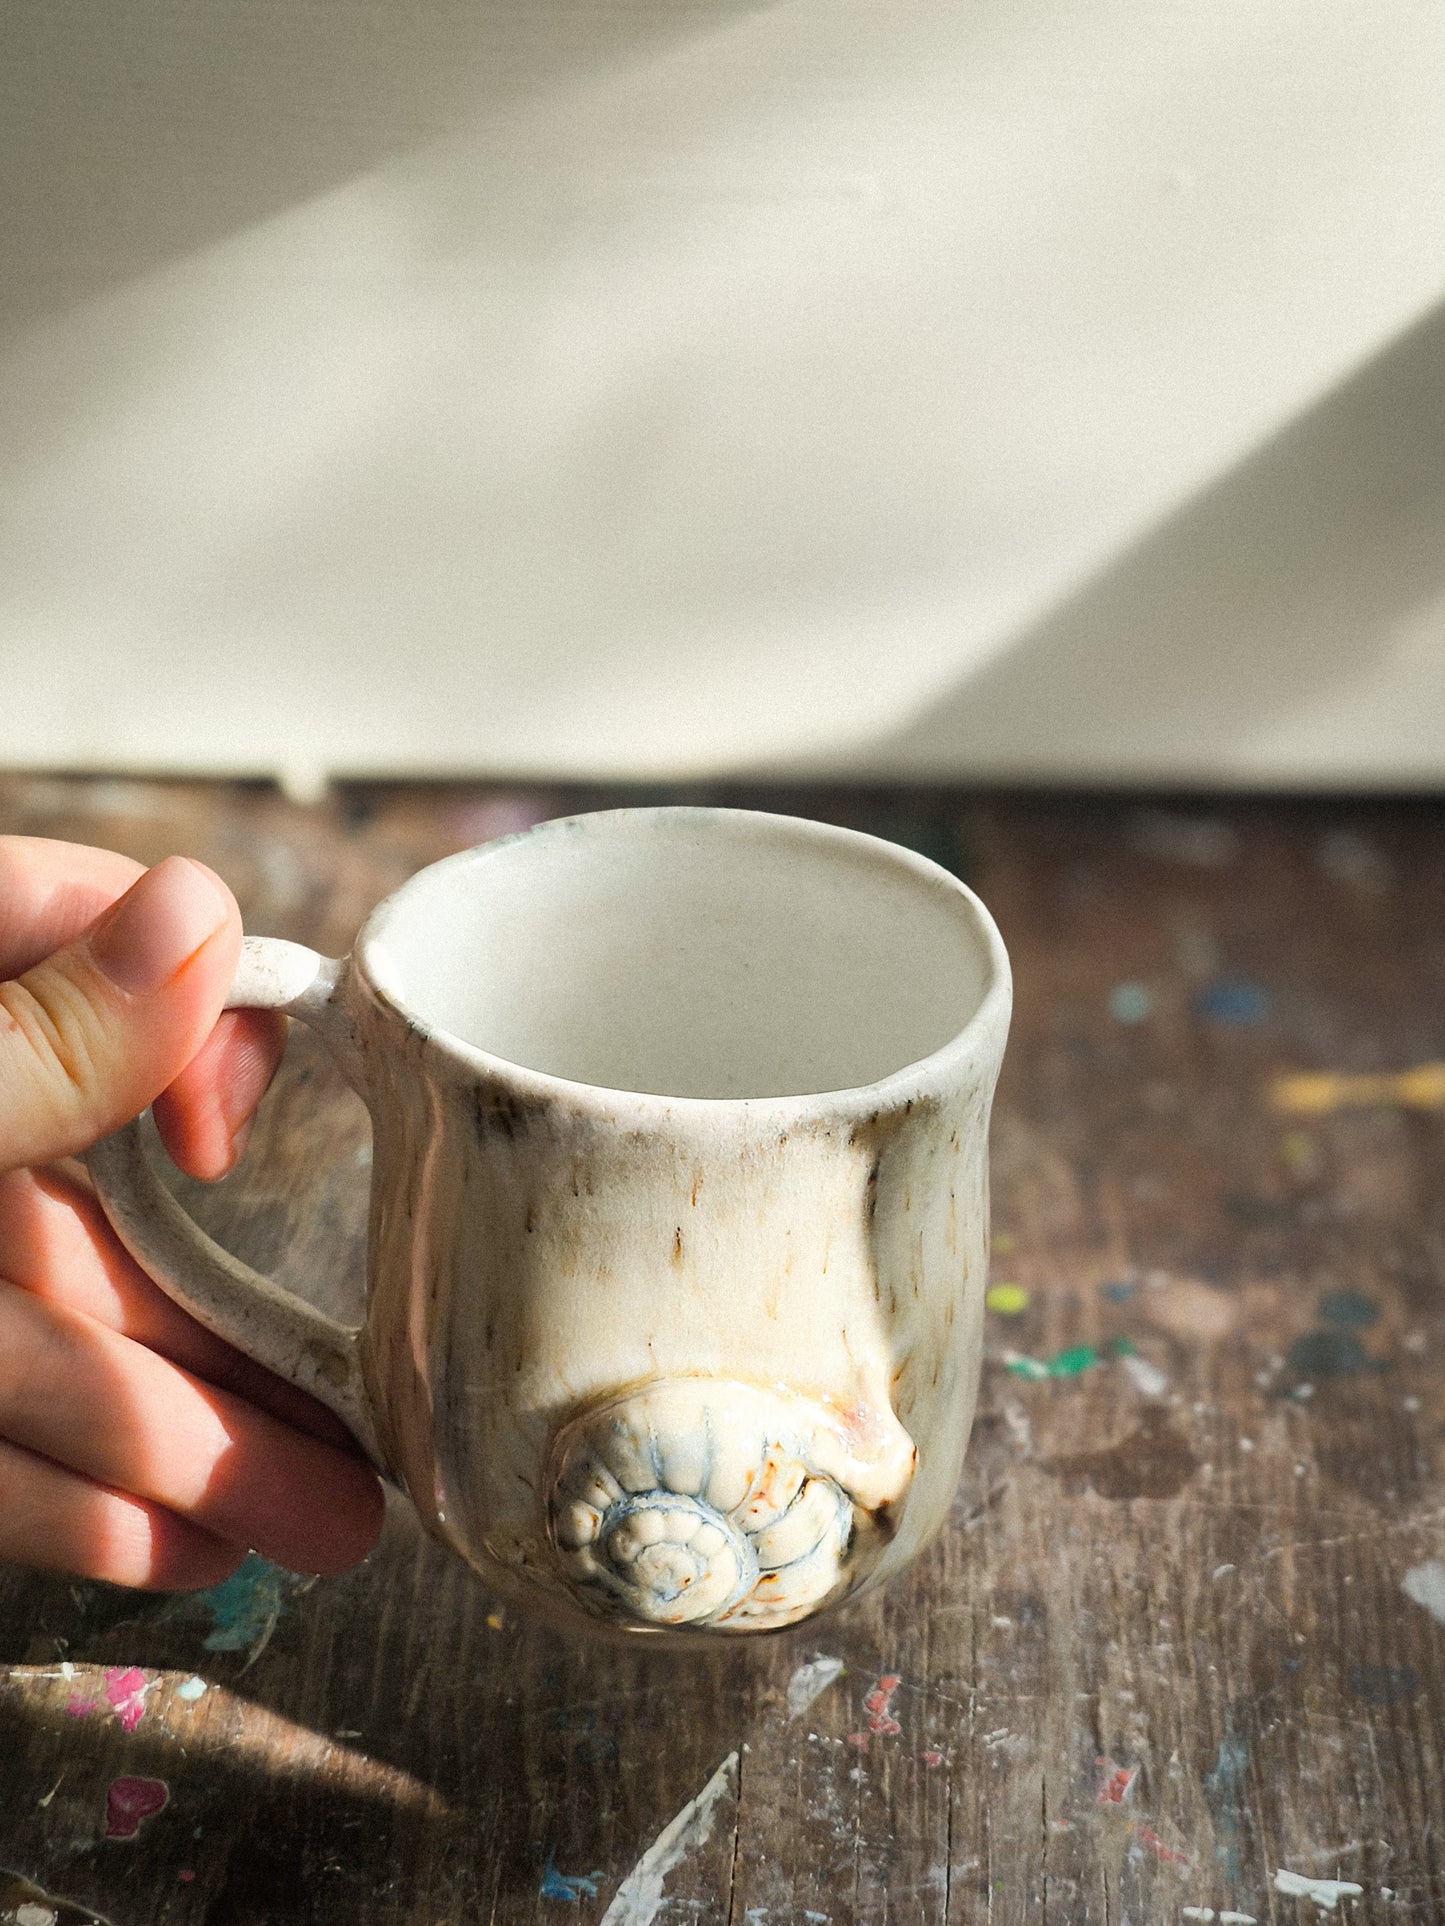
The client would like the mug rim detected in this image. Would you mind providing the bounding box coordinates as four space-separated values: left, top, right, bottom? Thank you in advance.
355 806 1012 1118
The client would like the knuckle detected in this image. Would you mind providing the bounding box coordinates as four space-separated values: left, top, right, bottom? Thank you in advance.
0 972 102 1101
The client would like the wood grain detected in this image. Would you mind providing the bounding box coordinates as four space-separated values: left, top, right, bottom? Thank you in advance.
1 778 1443 1923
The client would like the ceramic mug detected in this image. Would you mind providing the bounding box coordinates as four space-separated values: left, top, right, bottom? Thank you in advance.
88 808 1010 1639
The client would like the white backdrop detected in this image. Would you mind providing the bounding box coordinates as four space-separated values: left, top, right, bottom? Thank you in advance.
3 0 1444 793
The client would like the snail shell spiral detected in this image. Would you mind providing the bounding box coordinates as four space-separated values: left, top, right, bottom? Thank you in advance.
545 1379 915 1632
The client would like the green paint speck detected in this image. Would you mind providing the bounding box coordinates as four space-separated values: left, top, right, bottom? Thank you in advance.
1047 1345 1098 1377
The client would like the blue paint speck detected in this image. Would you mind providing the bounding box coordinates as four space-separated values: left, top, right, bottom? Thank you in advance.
1288 1330 1382 1379
1319 1289 1379 1330
1101 1280 1138 1304
1194 978 1272 1025
1109 983 1154 1024
1349 1664 1420 1705
1203 1728 1249 1881
540 1853 600 1901
195 1556 295 1653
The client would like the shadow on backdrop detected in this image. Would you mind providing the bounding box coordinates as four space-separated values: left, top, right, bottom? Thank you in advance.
867 295 1445 781
0 0 773 345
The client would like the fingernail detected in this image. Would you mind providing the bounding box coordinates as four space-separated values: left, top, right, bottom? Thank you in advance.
89 857 231 996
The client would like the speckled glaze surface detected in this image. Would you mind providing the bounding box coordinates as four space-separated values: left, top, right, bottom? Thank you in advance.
89 809 1010 1641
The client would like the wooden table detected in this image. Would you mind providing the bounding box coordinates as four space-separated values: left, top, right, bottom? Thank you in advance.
2 777 1443 1925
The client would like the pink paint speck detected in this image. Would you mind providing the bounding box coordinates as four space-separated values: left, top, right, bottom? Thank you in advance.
178 1870 196 1884
104 1776 169 1839
65 1693 100 1719
846 1731 870 1751
104 1667 150 1732
1136 1823 1190 1866
863 1673 903 1737
1095 1756 1139 1804
921 1749 944 1768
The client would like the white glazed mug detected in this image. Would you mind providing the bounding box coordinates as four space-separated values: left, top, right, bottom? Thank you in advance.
88 808 1010 1640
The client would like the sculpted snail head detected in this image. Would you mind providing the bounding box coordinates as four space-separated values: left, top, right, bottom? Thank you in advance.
545 1379 916 1632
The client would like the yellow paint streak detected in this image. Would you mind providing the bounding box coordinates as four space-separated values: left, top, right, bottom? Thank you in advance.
1269 1061 1445 1114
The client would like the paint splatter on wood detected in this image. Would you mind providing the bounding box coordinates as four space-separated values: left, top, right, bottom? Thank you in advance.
103 1778 169 1841
985 1283 1029 1314
1135 1823 1191 1866
599 1752 738 1925
785 1656 845 1719
1094 1757 1138 1804
1272 1868 1363 1910
1401 1559 1445 1623
192 1556 303 1665
1194 979 1272 1025
0 1867 112 1925
1318 1290 1378 1329
1287 1330 1381 1380
102 1669 151 1733
863 1674 902 1735
1108 982 1153 1023
1117 1351 1170 1398
1003 1345 1098 1379
1269 1061 1445 1115
847 1673 903 1749
539 1854 600 1901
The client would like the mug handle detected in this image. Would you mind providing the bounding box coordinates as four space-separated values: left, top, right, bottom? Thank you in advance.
85 936 383 1467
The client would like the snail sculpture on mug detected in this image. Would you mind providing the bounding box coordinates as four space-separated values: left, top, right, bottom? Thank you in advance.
547 1379 917 1631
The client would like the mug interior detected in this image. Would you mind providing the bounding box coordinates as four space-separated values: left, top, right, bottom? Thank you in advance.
363 810 998 1100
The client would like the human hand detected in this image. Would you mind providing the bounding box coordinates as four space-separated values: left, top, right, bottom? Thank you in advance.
0 836 384 1589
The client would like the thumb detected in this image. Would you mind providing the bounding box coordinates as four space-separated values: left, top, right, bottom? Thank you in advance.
0 857 241 1173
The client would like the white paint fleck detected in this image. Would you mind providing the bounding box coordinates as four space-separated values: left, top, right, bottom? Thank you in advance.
1220 1914 1259 1923
1120 1353 1170 1398
1402 1559 1445 1624
1238 1438 1255 1452
600 1752 738 1925
1181 1905 1215 1920
1212 1565 1236 1581
1293 1383 1315 1402
1001 1398 1034 1457
1403 1397 1421 1414
176 1676 207 1702
786 1656 845 1719
1273 1868 1364 1910
16 1904 58 1926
